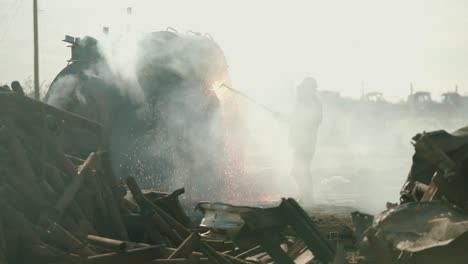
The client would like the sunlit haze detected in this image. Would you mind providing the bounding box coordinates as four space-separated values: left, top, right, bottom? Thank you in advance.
1 0 468 102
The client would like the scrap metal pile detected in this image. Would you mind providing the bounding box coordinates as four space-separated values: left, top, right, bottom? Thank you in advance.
352 125 468 263
6 77 468 264
0 86 345 264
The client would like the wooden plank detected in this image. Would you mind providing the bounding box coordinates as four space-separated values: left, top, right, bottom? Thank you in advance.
281 199 335 263
255 232 294 264
152 258 210 263
0 92 102 132
86 244 165 264
234 246 263 259
169 233 199 259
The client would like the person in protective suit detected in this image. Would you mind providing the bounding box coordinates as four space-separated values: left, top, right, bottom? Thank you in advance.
275 77 323 202
291 77 322 202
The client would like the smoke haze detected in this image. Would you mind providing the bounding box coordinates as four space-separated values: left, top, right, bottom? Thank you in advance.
2 0 468 213
2 0 468 100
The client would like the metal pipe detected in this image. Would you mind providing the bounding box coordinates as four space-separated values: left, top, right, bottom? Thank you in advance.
33 0 40 100
220 84 275 115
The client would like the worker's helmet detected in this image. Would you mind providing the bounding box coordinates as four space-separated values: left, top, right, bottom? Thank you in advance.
299 77 318 90
297 77 318 100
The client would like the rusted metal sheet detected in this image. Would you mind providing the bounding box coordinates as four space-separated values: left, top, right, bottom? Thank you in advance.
366 201 468 263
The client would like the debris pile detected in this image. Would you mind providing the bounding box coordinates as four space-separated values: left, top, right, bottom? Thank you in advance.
353 126 468 263
7 78 468 263
0 87 343 263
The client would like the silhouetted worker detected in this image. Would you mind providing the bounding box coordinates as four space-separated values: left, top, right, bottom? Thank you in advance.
276 77 322 202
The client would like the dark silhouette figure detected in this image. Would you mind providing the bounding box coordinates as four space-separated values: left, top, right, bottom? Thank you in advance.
289 77 322 202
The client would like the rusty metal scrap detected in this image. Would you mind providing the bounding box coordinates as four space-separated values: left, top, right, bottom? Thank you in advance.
364 202 468 264
353 126 468 264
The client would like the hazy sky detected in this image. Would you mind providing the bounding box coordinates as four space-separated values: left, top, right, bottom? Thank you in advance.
1 0 467 101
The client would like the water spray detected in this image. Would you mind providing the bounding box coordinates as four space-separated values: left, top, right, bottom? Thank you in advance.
219 83 276 115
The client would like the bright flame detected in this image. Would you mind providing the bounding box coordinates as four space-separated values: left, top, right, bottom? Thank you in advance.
211 81 225 99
